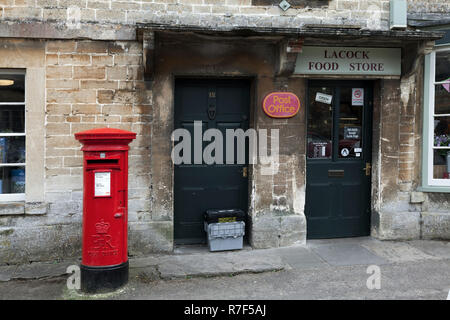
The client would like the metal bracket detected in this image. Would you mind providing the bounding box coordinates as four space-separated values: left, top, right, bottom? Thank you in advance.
279 0 291 11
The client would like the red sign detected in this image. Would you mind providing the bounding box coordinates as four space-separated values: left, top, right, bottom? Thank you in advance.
262 92 300 118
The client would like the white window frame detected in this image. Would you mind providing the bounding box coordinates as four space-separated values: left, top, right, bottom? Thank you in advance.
0 69 26 201
422 45 450 191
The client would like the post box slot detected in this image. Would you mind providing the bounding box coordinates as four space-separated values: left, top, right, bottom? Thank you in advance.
87 159 119 164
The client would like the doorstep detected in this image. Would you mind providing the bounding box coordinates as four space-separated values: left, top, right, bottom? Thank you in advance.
131 244 287 280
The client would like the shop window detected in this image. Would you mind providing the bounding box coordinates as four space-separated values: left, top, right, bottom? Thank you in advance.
423 46 450 189
0 70 25 201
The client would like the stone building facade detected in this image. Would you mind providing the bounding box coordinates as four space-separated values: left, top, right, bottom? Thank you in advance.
0 0 449 264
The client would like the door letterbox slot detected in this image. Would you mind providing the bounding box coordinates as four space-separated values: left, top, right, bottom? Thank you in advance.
328 170 344 177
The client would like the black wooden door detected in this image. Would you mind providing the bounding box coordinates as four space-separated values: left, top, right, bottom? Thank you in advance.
174 79 250 244
305 80 373 239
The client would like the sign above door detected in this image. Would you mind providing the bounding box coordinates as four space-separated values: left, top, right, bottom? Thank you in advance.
295 46 401 76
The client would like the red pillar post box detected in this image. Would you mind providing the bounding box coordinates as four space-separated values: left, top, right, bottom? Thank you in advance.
75 128 136 293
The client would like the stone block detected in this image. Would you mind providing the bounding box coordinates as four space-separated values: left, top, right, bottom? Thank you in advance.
106 66 128 80
410 191 425 204
47 89 97 104
250 213 306 248
102 104 133 115
114 54 142 66
91 55 113 66
45 54 58 65
0 224 82 264
87 1 110 9
46 66 72 79
72 104 101 115
25 202 48 215
76 41 108 54
279 214 306 246
421 212 450 240
3 7 42 20
46 123 70 135
97 89 115 103
46 41 76 53
46 79 80 89
111 1 141 10
73 66 106 80
58 54 91 66
372 211 421 240
128 221 173 255
0 203 25 216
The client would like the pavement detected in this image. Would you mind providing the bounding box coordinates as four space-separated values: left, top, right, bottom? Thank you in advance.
0 237 449 299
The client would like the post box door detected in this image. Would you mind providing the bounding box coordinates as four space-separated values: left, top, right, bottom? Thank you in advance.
83 164 126 267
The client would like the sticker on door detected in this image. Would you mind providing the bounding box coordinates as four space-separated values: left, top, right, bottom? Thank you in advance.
352 88 364 106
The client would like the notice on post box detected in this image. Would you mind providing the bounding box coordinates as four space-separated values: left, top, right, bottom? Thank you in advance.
95 172 111 197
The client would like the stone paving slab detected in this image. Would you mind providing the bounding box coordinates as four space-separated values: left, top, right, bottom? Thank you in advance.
156 250 286 279
306 237 375 246
361 241 439 263
0 261 77 282
265 245 327 270
0 265 17 282
309 243 389 266
406 240 450 260
13 262 73 280
129 255 161 268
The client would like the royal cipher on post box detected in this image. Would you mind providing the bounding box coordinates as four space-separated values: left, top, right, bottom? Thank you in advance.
75 128 136 293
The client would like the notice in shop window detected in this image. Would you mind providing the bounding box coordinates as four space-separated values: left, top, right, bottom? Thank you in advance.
315 92 333 104
344 126 361 140
352 88 364 106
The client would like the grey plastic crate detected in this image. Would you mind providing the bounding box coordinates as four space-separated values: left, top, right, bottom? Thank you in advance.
204 221 245 252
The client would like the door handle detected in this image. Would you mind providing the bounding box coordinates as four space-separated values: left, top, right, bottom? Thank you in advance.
362 163 371 176
242 167 248 178
114 212 124 219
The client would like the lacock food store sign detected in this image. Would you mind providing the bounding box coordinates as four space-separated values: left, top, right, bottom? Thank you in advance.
295 46 401 76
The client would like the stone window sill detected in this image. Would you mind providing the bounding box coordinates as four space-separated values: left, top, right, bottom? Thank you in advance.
418 186 450 193
0 202 48 216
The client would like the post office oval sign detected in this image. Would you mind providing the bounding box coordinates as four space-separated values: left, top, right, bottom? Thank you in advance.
263 92 300 118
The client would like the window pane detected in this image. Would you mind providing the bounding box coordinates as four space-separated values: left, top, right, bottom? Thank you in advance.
433 150 450 179
434 116 450 147
433 115 450 178
435 50 450 82
435 83 450 114
0 73 25 102
0 104 25 133
0 136 25 163
307 87 332 159
338 87 363 159
0 166 25 194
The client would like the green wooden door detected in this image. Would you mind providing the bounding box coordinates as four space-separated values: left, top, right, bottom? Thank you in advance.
174 79 250 244
305 80 373 239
